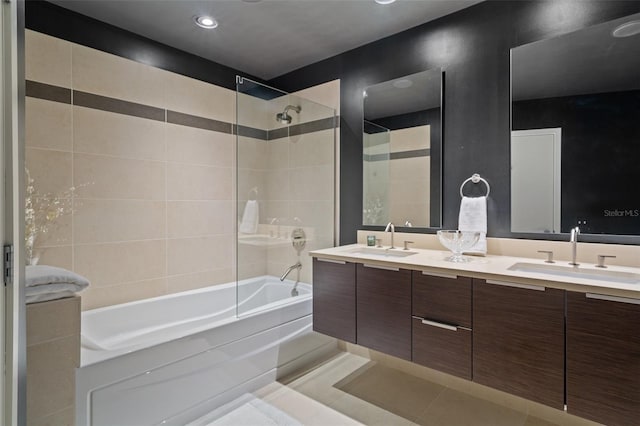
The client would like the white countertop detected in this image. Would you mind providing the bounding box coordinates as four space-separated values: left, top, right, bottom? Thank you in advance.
310 244 640 299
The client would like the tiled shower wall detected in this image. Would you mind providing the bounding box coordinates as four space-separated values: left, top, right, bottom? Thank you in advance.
25 30 339 310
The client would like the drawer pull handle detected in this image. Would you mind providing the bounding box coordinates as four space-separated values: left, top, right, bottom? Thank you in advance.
485 279 545 291
316 258 346 265
418 318 458 332
586 293 640 305
421 271 458 280
363 264 399 272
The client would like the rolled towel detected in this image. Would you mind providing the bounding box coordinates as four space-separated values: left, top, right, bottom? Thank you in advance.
25 265 90 304
458 196 487 256
239 200 259 234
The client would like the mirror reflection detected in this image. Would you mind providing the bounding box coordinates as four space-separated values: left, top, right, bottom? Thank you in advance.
362 69 442 228
511 12 640 235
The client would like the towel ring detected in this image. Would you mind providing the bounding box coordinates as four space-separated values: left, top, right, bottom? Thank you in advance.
248 187 258 201
460 173 490 197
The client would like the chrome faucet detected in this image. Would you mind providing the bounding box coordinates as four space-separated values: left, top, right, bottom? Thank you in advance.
385 222 395 249
280 261 302 281
569 226 580 266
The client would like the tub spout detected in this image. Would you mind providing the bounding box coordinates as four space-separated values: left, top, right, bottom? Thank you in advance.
280 262 302 281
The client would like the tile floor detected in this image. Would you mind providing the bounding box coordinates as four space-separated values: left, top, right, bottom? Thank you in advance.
201 352 599 426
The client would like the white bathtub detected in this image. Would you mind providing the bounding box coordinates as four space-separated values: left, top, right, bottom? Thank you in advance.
76 276 337 426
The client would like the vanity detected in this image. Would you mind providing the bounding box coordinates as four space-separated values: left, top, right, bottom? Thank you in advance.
310 242 640 426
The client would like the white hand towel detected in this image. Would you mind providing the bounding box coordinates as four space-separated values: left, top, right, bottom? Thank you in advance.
239 200 259 234
458 196 487 256
25 265 90 304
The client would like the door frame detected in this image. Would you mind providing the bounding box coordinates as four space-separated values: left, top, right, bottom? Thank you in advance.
2 0 26 424
511 127 562 234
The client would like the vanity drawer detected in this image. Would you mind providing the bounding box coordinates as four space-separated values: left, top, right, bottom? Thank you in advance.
412 271 472 328
412 317 472 380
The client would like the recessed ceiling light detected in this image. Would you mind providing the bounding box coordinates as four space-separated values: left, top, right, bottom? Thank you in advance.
194 15 218 29
393 79 413 89
375 0 396 4
612 20 640 38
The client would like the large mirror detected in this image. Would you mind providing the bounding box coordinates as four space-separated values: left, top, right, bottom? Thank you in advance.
511 12 640 236
362 69 442 228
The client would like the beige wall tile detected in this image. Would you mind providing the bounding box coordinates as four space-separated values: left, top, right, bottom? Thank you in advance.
237 136 268 170
26 335 79 420
167 200 233 238
167 235 234 276
260 201 290 225
26 148 73 196
80 278 167 311
164 71 235 123
166 124 234 167
290 166 333 201
237 262 267 280
73 106 166 161
26 98 72 151
74 240 166 288
267 139 290 170
167 163 232 201
390 125 430 152
289 129 334 168
292 79 341 114
30 210 72 251
238 243 267 266
237 92 270 130
72 44 166 107
27 297 80 346
291 201 334 239
266 169 290 201
31 245 73 271
30 406 75 426
167 268 234 294
73 199 166 244
389 156 429 182
73 153 165 200
25 30 72 88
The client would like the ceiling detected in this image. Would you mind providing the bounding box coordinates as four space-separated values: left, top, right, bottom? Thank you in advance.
512 11 640 101
51 0 483 80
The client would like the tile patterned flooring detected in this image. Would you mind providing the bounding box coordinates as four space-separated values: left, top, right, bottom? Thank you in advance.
206 352 598 426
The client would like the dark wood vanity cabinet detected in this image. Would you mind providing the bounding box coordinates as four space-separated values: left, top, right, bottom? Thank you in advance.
356 264 412 360
411 272 472 379
566 291 640 426
473 279 565 409
312 258 356 343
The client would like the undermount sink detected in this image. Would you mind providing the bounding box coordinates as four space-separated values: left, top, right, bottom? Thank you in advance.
346 247 418 258
508 262 640 285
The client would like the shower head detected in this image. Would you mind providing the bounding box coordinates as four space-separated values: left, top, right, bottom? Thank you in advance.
276 105 301 124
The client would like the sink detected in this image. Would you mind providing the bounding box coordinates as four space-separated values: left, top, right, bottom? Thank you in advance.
346 247 418 258
508 262 640 284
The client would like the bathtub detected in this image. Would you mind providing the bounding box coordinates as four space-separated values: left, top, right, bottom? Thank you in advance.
76 276 337 426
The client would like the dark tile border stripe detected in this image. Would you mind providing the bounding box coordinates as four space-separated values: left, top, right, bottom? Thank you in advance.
234 124 269 140
268 116 338 140
26 80 338 139
364 148 430 162
167 110 232 134
26 80 71 104
74 91 165 122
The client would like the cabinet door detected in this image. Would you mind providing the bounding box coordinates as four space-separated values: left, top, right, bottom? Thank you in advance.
412 317 472 380
412 271 472 327
357 264 411 360
312 258 356 343
473 279 565 409
567 292 640 426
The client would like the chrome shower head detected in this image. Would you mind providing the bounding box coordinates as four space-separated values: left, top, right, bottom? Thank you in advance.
276 105 301 124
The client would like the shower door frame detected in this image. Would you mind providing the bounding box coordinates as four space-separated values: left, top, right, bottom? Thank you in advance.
1 0 26 424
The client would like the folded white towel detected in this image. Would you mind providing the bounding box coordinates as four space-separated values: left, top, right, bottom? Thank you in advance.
239 200 259 234
25 265 90 304
458 196 487 256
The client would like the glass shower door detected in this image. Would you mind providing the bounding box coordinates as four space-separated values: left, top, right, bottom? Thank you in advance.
235 77 336 317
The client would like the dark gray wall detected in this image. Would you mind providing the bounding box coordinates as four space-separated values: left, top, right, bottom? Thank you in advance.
269 0 640 245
